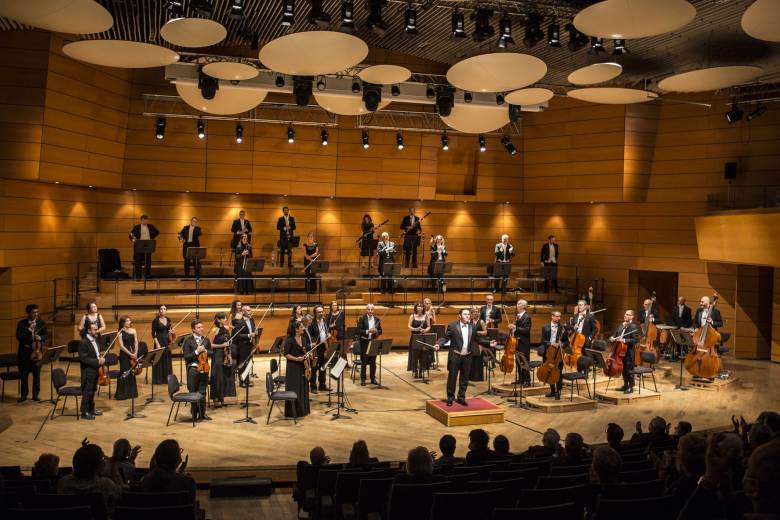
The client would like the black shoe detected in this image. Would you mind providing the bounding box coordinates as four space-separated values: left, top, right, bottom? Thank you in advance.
310 387 318 394
81 413 95 420
17 397 26 403
446 398 453 407
370 380 378 385
201 415 212 421
616 385 627 392
33 395 40 402
623 388 633 394
318 385 328 391
545 392 556 398
456 398 468 406
92 409 103 416
554 393 561 401
361 381 366 386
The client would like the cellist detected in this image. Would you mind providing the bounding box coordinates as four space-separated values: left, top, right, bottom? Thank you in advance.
507 300 532 387
540 311 569 400
569 300 597 347
637 298 660 326
609 310 641 394
694 296 723 329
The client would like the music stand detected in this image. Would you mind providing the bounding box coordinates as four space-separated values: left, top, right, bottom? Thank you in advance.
479 345 499 397
143 347 166 403
584 348 606 401
670 330 694 391
121 352 153 420
382 262 402 300
245 258 265 273
269 335 286 377
327 357 355 420
134 240 156 279
234 357 257 424
493 262 512 294
41 345 65 404
185 247 206 279
290 236 301 248
367 339 393 389
411 333 437 383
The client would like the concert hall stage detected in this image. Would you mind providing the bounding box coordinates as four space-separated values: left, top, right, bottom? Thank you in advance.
1 354 778 483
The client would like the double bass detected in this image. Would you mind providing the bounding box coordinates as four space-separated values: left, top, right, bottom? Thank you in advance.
684 294 722 379
637 292 659 366
499 305 516 374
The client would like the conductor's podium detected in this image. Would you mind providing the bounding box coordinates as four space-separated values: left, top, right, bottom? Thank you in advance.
425 397 505 427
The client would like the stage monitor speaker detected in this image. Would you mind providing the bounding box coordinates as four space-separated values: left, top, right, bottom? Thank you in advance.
724 162 737 180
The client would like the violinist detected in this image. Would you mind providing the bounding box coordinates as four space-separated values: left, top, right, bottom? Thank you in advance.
407 302 432 378
423 298 436 326
493 234 514 293
479 294 502 329
400 207 422 268
508 300 532 386
16 303 47 402
208 313 235 408
569 300 597 348
609 310 641 394
671 297 693 329
287 305 303 337
115 316 139 401
283 321 310 418
308 305 329 393
637 299 661 326
182 320 211 421
356 304 382 386
540 311 569 400
78 322 105 419
151 305 173 385
78 302 106 338
694 296 723 329
232 305 258 388
276 206 296 268
377 232 396 294
327 301 345 341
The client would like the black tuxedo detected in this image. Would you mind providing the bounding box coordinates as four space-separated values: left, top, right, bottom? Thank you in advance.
231 218 253 247
540 322 569 395
400 215 422 268
479 305 502 328
513 312 532 383
493 243 514 292
637 307 661 325
16 318 47 400
540 242 559 292
129 223 160 278
178 225 203 277
308 317 329 389
356 314 382 383
540 242 559 263
232 316 257 384
611 321 641 388
276 215 296 267
569 313 597 346
438 320 490 401
182 334 211 419
671 305 693 328
377 240 396 293
693 307 723 329
78 335 101 415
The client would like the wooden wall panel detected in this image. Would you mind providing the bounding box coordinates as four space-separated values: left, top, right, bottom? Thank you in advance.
773 269 780 363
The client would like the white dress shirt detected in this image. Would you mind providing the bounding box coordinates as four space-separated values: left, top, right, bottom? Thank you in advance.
679 305 684 318
700 309 709 327
87 334 100 358
550 323 559 343
187 225 195 242
317 319 327 342
459 322 470 355
548 243 556 263
367 316 376 337
140 224 150 240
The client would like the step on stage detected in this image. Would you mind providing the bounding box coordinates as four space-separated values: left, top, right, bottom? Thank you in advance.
595 387 661 405
425 398 505 427
525 394 598 413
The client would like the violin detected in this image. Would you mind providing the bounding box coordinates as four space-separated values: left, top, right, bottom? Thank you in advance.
197 348 210 373
499 305 517 374
638 292 659 366
536 339 563 385
29 320 45 362
98 333 119 386
684 294 722 379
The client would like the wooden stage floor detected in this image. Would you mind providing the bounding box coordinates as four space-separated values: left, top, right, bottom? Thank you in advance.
1 353 778 480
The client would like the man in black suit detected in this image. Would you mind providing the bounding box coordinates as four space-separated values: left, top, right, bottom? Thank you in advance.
671 297 693 328
493 234 514 293
570 300 598 348
128 214 160 279
400 208 422 268
637 298 661 326
693 296 723 329
356 304 382 386
178 217 203 278
276 206 296 268
540 234 559 293
479 294 502 329
16 303 47 402
436 308 494 406
539 310 569 400
609 310 642 394
78 322 105 419
230 210 253 248
181 320 211 421
377 232 396 293
231 305 259 388
509 300 532 386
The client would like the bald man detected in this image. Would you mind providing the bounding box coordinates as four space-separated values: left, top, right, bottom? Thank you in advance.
693 296 723 329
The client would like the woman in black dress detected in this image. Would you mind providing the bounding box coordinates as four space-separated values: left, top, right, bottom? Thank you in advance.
284 321 310 418
407 302 431 377
303 232 319 294
151 305 173 385
208 312 236 407
287 305 303 337
115 315 139 400
229 299 243 323
78 302 107 337
469 305 488 382
428 235 447 291
235 234 254 295
359 214 375 272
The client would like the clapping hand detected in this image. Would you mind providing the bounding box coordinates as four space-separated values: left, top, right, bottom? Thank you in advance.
178 453 189 474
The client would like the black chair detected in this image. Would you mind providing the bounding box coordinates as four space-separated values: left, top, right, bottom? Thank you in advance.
0 352 21 402
516 351 542 386
630 351 658 393
63 339 81 376
5 477 54 493
387 481 452 520
355 478 394 520
593 495 675 519
549 464 590 476
620 459 654 472
118 491 191 507
430 488 505 520
491 468 540 485
453 464 494 480
114 504 196 520
165 374 201 427
350 341 362 383
600 479 664 499
561 355 591 401
334 470 386 519
520 485 590 514
269 358 285 392
316 467 362 520
0 465 23 478
8 506 93 520
295 463 337 516
536 474 589 489
618 468 658 483
50 368 82 420
467 478 529 507
265 372 298 424
492 503 579 520
33 492 107 520
441 472 477 492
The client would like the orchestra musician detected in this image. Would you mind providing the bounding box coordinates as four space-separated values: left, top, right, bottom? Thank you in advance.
16 304 47 402
182 320 211 421
230 210 252 248
423 298 436 326
284 321 310 418
234 234 254 295
78 302 106 338
427 235 447 291
303 232 319 294
479 294 502 329
356 304 382 386
287 305 303 337
508 300 532 386
309 305 329 393
493 234 514 293
694 296 723 329
407 302 432 378
609 310 641 394
128 215 160 279
115 316 139 401
232 305 258 388
637 298 661 326
468 305 489 383
539 311 569 400
178 217 202 278
540 234 559 293
671 297 693 328
276 206 296 268
151 305 173 385
327 301 345 353
359 214 376 272
570 300 598 348
377 232 396 294
208 313 235 408
400 207 422 268
78 321 105 419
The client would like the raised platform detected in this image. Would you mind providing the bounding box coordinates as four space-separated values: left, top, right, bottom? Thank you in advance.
595 388 661 405
490 382 548 397
425 397 505 427
525 394 598 413
686 376 739 391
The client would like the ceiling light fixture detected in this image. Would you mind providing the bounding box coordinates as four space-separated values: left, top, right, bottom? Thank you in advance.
287 124 295 143
198 69 219 100
612 39 629 55
747 104 767 121
567 24 589 51
275 75 285 88
496 93 505 106
391 85 400 96
464 91 473 103
235 123 243 143
316 77 326 91
366 0 388 36
404 4 418 35
339 1 355 33
589 37 605 55
478 134 486 152
196 119 205 139
362 83 383 112
229 0 244 21
725 104 743 124
352 80 361 93
166 1 184 18
523 14 544 48
191 0 213 17
435 86 455 117
307 0 330 28
321 127 329 146
471 8 495 43
452 9 466 38
547 22 561 47
281 0 295 27
396 131 404 150
293 75 313 106
441 132 449 151
155 117 166 140
362 130 370 149
426 85 435 99
497 14 514 48
501 135 517 155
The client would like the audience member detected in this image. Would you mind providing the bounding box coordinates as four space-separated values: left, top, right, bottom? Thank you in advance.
520 428 561 459
493 435 513 458
748 423 772 452
57 444 121 510
396 447 445 484
108 438 139 486
31 453 60 482
630 416 673 449
347 440 378 468
674 420 693 440
309 446 329 467
667 433 708 512
606 423 624 452
142 439 196 503
590 446 622 485
434 434 465 467
555 432 590 465
466 429 499 466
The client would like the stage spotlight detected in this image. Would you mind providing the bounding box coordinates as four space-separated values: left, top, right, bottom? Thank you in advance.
501 135 517 155
471 8 495 43
441 132 449 151
725 104 743 124
452 9 466 38
497 15 514 49
293 76 313 106
362 83 382 112
362 130 370 149
191 0 212 16
747 104 767 121
404 5 418 35
287 125 295 143
612 39 629 55
155 117 166 140
426 85 435 99
496 93 505 106
229 0 244 20
316 77 326 91
523 14 544 48
281 0 295 27
547 23 561 47
352 80 361 93
464 91 473 103
321 127 329 146
366 0 388 36
435 86 455 117
396 131 404 150
589 37 606 55
198 70 219 100
508 104 521 123
567 24 589 51
339 0 355 33
391 85 400 96
478 134 486 152
307 0 330 28
196 119 205 139
275 75 285 88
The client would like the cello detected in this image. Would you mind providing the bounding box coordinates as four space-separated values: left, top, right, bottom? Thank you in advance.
564 308 605 369
637 292 659 366
536 337 563 386
684 294 722 379
604 326 639 377
499 305 516 375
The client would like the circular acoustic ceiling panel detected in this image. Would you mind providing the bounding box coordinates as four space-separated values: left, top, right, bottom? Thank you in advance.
573 0 696 39
62 40 179 68
742 0 780 42
358 65 411 85
176 83 267 115
0 0 113 34
203 61 258 81
160 17 227 48
505 88 554 106
440 104 510 134
313 92 391 116
567 62 623 85
446 53 547 93
567 87 659 104
260 31 368 76
657 66 763 92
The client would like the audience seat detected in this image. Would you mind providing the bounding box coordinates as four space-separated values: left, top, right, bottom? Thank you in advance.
113 504 196 520
452 464 494 480
536 473 589 489
334 469 388 519
620 459 654 472
317 467 363 520
549 463 590 476
600 480 665 499
387 481 452 520
118 491 191 507
593 495 676 519
520 484 591 514
492 502 579 520
8 505 93 520
29 492 107 520
441 472 477 492
467 477 529 507
430 488 505 520
355 478 394 520
618 468 658 483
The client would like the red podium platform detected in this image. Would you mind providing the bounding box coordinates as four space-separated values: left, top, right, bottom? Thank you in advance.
425 397 505 427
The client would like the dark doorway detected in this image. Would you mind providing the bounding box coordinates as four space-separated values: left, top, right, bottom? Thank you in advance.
629 270 679 323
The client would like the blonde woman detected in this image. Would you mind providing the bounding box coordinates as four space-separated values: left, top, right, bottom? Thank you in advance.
407 302 431 377
428 235 447 290
303 231 319 294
